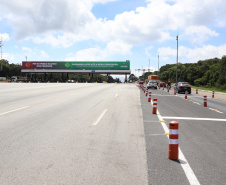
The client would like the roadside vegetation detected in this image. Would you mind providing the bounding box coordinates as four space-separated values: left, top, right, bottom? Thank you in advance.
131 56 226 91
190 85 226 93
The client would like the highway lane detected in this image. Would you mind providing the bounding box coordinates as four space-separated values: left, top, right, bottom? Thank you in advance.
1 83 225 185
0 83 148 185
141 86 226 185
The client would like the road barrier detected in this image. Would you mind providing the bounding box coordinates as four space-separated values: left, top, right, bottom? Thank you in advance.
152 98 157 114
196 89 198 94
163 86 164 90
167 87 169 92
174 88 176 95
168 121 179 160
204 95 207 107
148 91 152 102
146 88 148 96
212 91 214 98
185 91 188 99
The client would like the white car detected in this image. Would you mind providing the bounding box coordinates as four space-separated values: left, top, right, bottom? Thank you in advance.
147 80 158 89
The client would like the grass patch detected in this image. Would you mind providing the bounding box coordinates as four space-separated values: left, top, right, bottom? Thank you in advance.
191 86 226 93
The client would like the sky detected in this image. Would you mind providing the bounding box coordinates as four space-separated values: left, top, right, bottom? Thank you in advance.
0 0 226 79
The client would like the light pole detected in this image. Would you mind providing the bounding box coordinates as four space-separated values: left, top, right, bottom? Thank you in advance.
176 35 178 84
148 59 150 72
158 55 159 74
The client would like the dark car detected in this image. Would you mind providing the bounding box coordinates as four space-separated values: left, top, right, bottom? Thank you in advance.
159 82 166 87
175 82 191 94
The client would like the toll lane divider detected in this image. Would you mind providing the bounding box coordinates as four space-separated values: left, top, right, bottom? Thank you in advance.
138 85 224 114
138 84 200 184
151 99 201 185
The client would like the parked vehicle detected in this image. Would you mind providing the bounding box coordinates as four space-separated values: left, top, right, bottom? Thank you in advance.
147 80 158 89
159 82 166 87
175 82 191 94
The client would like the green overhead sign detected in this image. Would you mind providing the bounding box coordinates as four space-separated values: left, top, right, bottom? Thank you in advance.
22 61 130 70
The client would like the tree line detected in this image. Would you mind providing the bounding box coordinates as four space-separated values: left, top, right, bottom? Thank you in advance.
129 56 226 90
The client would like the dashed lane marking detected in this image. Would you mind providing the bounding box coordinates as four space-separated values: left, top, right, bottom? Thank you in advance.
92 109 108 126
0 106 30 116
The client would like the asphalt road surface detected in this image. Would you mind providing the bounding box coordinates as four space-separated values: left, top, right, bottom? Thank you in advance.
141 85 226 185
0 83 225 185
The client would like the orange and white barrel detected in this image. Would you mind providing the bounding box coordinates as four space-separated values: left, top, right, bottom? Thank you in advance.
204 95 207 107
168 121 179 160
185 91 188 99
148 91 152 102
212 91 214 98
152 98 157 114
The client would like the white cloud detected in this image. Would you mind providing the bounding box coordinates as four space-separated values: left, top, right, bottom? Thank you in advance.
22 47 49 60
91 0 118 4
2 52 15 61
106 41 132 55
1 0 224 44
145 46 153 57
65 40 132 61
158 44 226 63
66 47 105 61
1 0 226 60
0 33 10 41
184 26 219 45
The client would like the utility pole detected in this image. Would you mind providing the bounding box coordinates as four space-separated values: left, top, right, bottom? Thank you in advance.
158 55 159 75
0 37 3 71
176 35 178 85
148 59 150 72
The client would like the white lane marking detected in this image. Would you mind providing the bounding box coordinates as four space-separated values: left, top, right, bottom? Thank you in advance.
0 106 30 116
162 116 226 122
150 94 175 96
151 100 201 185
115 94 118 98
92 109 108 126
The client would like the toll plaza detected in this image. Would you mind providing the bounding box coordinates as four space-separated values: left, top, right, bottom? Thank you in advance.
21 61 131 82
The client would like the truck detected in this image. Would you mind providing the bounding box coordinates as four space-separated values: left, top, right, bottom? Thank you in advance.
11 76 28 82
148 75 159 81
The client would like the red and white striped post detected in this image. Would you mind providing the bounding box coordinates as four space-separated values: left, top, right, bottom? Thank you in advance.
196 89 198 94
148 91 152 102
204 95 207 107
168 121 179 160
167 86 169 92
146 88 148 96
212 91 214 98
152 98 157 114
185 91 188 99
174 88 176 95
163 86 164 90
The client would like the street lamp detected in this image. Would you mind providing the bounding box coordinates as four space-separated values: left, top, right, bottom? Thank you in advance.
158 55 159 74
176 35 178 84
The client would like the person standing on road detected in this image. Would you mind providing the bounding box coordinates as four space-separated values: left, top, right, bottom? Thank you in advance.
168 81 171 89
